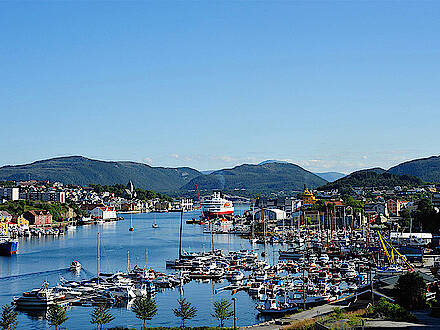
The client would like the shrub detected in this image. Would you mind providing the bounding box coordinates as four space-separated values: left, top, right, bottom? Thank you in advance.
368 298 417 322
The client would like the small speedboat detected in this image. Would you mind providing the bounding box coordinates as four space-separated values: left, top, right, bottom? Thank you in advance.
152 223 158 228
70 261 82 272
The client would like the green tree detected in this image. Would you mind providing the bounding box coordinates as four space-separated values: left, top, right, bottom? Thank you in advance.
173 297 197 328
46 305 68 330
132 297 157 329
394 272 427 310
399 208 412 229
413 198 440 233
0 304 18 330
90 304 114 330
211 299 234 327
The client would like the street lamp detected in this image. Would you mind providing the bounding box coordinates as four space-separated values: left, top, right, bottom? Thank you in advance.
232 297 237 329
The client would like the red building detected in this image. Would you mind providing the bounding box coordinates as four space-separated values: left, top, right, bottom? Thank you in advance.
23 210 53 225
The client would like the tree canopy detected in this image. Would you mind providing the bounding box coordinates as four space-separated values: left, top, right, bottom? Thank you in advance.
0 304 18 330
46 305 68 330
394 272 427 310
211 299 234 327
132 297 157 328
173 297 197 328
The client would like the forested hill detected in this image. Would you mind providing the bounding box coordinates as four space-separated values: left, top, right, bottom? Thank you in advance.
181 162 327 195
318 168 423 191
388 155 440 183
0 156 201 192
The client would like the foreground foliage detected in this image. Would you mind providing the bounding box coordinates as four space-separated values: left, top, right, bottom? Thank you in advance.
0 304 18 330
90 303 115 330
394 272 427 310
211 299 234 327
173 297 197 328
46 305 68 330
367 298 417 322
132 297 158 329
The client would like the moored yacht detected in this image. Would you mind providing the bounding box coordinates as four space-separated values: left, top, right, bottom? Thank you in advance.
14 282 64 310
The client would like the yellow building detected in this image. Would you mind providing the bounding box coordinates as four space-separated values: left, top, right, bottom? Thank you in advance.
303 188 317 206
0 216 9 235
17 216 29 227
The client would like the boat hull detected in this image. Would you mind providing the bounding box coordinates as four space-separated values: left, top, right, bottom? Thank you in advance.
203 210 234 218
0 240 18 256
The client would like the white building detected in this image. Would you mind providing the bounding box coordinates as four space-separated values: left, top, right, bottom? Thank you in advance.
90 206 117 220
255 208 287 221
0 187 19 201
390 232 432 246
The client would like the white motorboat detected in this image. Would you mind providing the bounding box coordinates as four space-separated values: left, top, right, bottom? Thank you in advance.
13 282 64 310
70 261 82 272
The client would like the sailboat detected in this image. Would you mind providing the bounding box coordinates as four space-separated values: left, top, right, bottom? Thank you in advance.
129 212 134 232
152 213 158 228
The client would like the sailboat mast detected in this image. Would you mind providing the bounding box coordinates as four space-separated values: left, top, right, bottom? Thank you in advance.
97 232 100 284
127 250 130 274
210 220 214 254
179 210 183 259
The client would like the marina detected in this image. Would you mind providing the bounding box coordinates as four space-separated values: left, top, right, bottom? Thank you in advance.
0 207 276 328
1 200 431 329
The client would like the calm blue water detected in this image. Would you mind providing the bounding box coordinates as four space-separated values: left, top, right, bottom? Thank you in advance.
0 207 277 329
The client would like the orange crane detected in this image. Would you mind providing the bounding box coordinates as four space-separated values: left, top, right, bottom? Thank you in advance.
195 184 204 218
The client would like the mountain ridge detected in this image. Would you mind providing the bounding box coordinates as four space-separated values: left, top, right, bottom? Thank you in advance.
0 156 201 192
182 162 327 195
388 155 440 183
318 167 423 191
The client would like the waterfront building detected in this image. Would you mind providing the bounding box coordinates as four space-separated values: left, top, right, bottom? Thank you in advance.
90 206 117 220
23 210 53 226
255 208 286 221
0 211 13 223
390 232 432 245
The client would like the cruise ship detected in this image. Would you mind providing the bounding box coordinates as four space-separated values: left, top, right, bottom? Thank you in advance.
201 192 234 219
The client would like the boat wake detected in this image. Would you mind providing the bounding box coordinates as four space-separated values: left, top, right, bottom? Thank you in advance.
0 268 71 281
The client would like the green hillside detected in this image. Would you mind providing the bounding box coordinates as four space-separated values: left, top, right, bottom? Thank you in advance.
0 156 201 192
318 168 423 191
181 162 327 195
388 155 440 183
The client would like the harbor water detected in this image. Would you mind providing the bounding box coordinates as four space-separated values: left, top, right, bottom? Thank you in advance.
0 208 279 329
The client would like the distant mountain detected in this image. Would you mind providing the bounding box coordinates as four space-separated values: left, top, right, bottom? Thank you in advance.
182 162 327 195
388 155 440 183
201 170 215 175
314 172 346 182
0 156 201 192
258 160 290 165
318 168 423 191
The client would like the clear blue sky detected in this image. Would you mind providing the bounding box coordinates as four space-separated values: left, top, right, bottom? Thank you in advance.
1 1 438 173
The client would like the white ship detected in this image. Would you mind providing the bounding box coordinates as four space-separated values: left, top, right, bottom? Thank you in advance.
201 192 234 219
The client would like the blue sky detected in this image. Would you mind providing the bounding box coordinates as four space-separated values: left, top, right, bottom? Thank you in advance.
1 1 439 173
